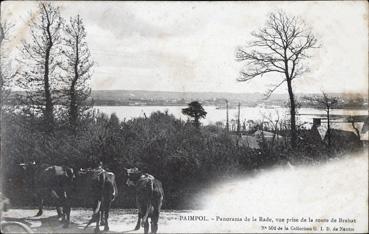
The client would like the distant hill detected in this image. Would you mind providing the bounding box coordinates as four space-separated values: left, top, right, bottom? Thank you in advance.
92 89 268 100
5 90 368 109
90 90 287 106
90 90 368 109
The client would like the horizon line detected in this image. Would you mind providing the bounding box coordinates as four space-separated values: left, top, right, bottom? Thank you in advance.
89 89 368 95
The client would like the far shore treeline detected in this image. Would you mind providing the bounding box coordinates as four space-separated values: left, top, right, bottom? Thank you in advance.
4 90 368 109
0 2 367 210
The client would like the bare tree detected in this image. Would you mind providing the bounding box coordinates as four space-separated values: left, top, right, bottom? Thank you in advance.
236 11 318 148
263 110 281 146
1 19 18 162
61 14 94 133
304 92 337 148
347 116 361 139
17 2 63 133
0 20 17 113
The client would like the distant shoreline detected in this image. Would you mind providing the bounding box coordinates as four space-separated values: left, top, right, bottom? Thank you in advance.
6 89 368 110
92 104 369 110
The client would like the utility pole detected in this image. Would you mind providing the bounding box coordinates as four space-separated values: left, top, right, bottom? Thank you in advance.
226 100 229 132
327 106 331 148
237 102 241 136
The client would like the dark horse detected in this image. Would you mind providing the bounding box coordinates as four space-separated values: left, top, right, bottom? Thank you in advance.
77 168 118 233
19 161 75 228
125 168 164 234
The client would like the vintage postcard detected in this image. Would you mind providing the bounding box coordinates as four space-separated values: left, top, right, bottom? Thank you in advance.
0 1 368 233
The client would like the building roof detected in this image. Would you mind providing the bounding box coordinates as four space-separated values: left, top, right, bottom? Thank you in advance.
325 128 360 141
253 130 283 139
241 135 260 149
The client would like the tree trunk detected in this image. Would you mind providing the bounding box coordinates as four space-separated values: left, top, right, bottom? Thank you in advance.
194 115 200 128
44 45 54 133
69 86 77 133
43 7 55 134
286 79 297 148
69 37 79 134
69 35 79 134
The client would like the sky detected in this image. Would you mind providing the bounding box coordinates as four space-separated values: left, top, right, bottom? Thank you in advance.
2 1 368 94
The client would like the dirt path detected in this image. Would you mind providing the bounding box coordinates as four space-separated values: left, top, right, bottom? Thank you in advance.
3 208 217 233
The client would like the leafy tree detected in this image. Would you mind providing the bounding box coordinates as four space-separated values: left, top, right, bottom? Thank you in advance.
16 2 63 133
182 101 207 128
236 11 318 148
61 14 94 133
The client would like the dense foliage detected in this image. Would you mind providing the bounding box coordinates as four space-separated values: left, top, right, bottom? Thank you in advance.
2 108 363 209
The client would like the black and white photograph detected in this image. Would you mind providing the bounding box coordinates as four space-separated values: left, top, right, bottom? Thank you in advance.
0 1 368 233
